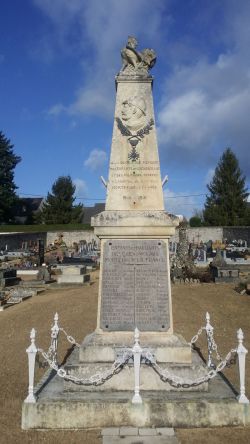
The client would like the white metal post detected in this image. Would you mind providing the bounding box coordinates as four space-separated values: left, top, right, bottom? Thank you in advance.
24 328 37 403
51 312 59 364
205 312 214 368
132 328 143 404
237 328 249 404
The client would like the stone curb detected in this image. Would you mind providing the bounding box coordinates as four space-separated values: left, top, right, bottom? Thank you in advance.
102 427 175 436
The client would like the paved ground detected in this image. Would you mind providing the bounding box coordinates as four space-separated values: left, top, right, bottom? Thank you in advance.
0 272 250 443
102 427 179 443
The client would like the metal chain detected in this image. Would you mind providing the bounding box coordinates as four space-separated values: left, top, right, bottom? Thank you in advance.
190 325 225 363
38 348 132 385
190 326 206 344
59 327 81 348
144 349 237 388
206 329 223 361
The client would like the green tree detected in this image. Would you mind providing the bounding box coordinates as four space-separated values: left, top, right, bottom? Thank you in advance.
203 148 249 226
0 131 21 223
189 216 202 227
189 209 203 227
38 176 83 224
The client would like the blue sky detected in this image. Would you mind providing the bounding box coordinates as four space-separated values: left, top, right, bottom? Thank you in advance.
1 0 249 218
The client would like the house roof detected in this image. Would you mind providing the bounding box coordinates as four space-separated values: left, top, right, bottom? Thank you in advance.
82 203 105 224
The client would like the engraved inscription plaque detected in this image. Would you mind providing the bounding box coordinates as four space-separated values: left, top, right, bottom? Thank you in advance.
100 240 170 331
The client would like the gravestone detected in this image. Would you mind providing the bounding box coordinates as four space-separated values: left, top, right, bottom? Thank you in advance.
210 249 240 283
57 265 90 284
0 268 20 287
6 287 36 305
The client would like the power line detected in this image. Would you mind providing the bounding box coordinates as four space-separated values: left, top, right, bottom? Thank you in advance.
19 192 206 200
19 193 105 201
165 193 206 199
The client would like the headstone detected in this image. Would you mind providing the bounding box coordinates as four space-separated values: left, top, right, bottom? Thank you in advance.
37 264 51 283
6 287 36 304
0 268 20 287
57 265 90 284
210 248 239 282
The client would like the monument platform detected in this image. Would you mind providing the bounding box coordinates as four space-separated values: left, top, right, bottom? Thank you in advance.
22 368 250 429
78 331 192 363
63 340 208 392
92 210 178 238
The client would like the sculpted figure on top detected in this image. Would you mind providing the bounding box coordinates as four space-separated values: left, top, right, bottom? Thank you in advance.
119 36 156 77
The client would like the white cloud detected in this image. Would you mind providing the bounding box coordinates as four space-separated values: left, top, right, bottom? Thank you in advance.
48 103 67 116
33 0 170 118
32 0 250 181
157 4 250 177
204 168 215 186
84 149 107 171
73 178 87 197
164 188 202 219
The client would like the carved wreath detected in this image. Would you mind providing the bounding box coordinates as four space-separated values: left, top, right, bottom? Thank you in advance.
116 117 154 139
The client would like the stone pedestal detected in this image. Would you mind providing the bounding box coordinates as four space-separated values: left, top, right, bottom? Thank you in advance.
57 265 90 284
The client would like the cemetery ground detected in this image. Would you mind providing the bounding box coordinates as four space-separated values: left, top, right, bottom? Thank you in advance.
0 272 250 444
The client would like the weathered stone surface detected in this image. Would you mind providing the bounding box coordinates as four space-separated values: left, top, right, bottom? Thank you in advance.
79 332 192 364
120 426 138 436
61 266 86 275
57 274 90 284
119 36 156 78
105 78 165 212
102 427 120 436
138 428 157 435
156 428 175 436
21 370 250 429
100 240 170 332
64 360 208 392
102 436 178 444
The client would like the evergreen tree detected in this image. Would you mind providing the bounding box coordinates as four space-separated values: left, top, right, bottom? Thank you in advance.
0 131 21 223
189 216 202 227
38 176 83 224
203 148 249 226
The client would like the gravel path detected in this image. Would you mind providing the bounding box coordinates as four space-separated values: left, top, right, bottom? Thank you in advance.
0 274 249 443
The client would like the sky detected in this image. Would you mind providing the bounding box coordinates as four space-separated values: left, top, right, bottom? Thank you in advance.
1 0 250 218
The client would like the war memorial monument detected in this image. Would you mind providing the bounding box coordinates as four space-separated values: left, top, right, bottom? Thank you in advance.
22 37 249 430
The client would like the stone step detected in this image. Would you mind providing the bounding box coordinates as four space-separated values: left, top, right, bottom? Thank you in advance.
102 427 179 444
79 332 192 364
63 359 208 392
103 437 178 444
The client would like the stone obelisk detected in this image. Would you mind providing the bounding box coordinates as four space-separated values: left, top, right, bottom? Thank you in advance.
92 36 179 339
22 38 246 431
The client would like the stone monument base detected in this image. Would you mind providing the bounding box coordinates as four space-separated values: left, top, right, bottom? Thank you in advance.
22 370 250 429
22 332 250 429
63 346 208 393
